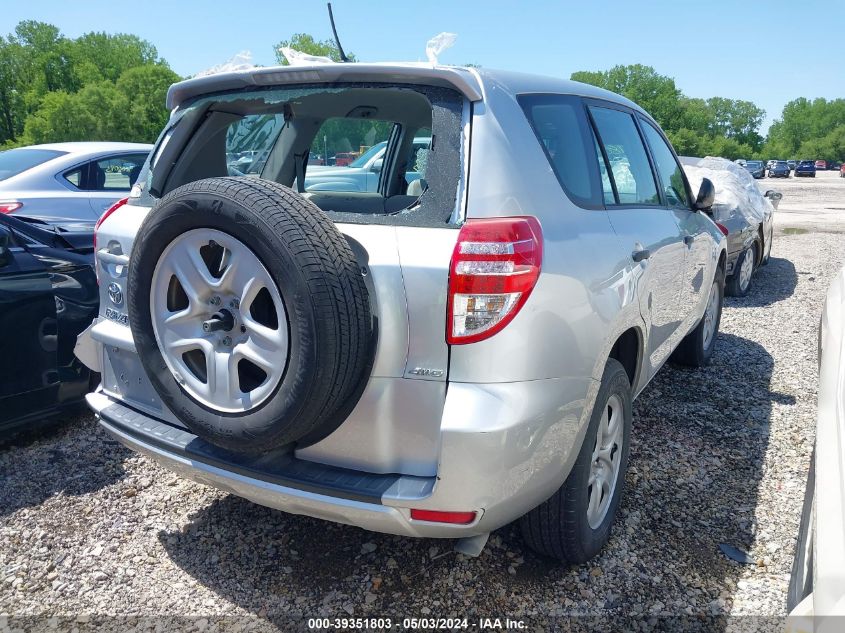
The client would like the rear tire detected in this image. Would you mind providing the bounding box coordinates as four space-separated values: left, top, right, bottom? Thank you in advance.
520 358 632 563
726 242 757 297
672 270 723 367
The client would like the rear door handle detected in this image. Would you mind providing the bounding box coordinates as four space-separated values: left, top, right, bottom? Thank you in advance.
631 249 650 263
684 235 694 246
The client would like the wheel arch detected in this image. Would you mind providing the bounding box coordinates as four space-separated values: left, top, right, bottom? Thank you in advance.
607 326 642 389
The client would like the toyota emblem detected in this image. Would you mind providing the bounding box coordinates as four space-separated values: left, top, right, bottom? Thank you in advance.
107 282 123 306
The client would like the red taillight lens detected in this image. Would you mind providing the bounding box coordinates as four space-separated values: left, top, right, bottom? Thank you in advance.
94 197 128 284
447 216 543 345
714 222 729 236
94 197 129 252
0 201 22 214
410 509 477 524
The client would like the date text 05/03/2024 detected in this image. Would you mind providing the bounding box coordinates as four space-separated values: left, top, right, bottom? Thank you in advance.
307 617 527 630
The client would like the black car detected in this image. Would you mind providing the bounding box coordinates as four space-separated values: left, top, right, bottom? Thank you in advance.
744 160 766 179
0 213 98 439
795 160 816 177
719 190 782 296
768 161 791 178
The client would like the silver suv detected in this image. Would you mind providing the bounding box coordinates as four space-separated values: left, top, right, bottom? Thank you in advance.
79 63 725 562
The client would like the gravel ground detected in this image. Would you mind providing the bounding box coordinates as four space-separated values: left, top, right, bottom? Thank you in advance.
2 218 842 629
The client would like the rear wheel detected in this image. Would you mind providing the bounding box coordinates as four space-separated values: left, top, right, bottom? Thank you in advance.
672 271 723 367
520 358 632 563
726 242 757 297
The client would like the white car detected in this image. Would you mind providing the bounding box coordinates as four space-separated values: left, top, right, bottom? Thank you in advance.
788 266 845 629
0 142 152 222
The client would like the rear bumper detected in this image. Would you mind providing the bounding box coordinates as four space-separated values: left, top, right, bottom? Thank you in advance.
88 374 592 538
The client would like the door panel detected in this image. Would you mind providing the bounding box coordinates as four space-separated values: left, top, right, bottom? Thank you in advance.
675 210 714 328
0 244 58 422
606 210 685 375
588 104 685 378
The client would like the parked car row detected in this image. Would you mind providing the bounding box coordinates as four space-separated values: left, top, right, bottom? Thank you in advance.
738 158 844 180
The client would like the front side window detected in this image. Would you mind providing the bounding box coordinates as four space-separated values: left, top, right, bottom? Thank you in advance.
640 121 691 209
589 106 659 206
519 94 603 208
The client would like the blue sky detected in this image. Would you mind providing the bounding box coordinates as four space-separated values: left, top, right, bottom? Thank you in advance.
3 0 842 132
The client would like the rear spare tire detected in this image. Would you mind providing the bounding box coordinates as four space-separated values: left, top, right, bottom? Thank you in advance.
127 177 374 453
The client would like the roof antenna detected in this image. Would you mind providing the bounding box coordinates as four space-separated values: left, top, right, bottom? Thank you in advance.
327 3 350 62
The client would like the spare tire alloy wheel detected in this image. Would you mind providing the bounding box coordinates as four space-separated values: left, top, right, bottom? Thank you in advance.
128 178 375 453
151 228 288 413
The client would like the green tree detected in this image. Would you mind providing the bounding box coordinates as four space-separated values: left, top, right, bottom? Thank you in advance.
571 64 684 131
273 33 356 65
766 97 845 160
0 20 178 147
115 65 180 142
72 32 162 83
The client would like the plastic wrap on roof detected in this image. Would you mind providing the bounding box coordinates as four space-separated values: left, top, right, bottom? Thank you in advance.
279 47 335 66
194 51 256 77
426 32 457 65
683 156 773 224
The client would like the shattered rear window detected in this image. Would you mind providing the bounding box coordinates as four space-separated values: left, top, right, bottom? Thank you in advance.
141 83 465 228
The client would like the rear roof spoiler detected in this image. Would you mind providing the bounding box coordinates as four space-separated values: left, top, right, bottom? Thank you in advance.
167 63 483 109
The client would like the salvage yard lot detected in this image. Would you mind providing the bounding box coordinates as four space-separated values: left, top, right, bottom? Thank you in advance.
2 173 844 625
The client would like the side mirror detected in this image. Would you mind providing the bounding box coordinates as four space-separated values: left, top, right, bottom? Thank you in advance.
764 190 783 202
0 226 12 268
370 158 383 173
694 177 715 211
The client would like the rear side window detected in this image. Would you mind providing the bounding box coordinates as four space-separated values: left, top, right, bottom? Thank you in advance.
639 121 691 209
589 106 660 206
64 153 149 191
519 94 603 208
0 148 66 182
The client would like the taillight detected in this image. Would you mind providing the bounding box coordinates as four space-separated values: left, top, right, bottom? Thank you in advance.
0 201 22 214
94 197 128 252
94 197 128 284
714 222 730 236
447 216 543 345
410 509 477 524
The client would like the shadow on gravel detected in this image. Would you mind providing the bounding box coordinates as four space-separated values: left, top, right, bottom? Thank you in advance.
733 256 798 307
159 331 782 627
0 413 129 518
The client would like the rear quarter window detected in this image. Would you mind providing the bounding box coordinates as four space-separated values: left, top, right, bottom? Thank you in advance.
0 148 66 182
518 94 604 209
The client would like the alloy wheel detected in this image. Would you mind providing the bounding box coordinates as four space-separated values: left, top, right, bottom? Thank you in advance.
150 228 288 413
